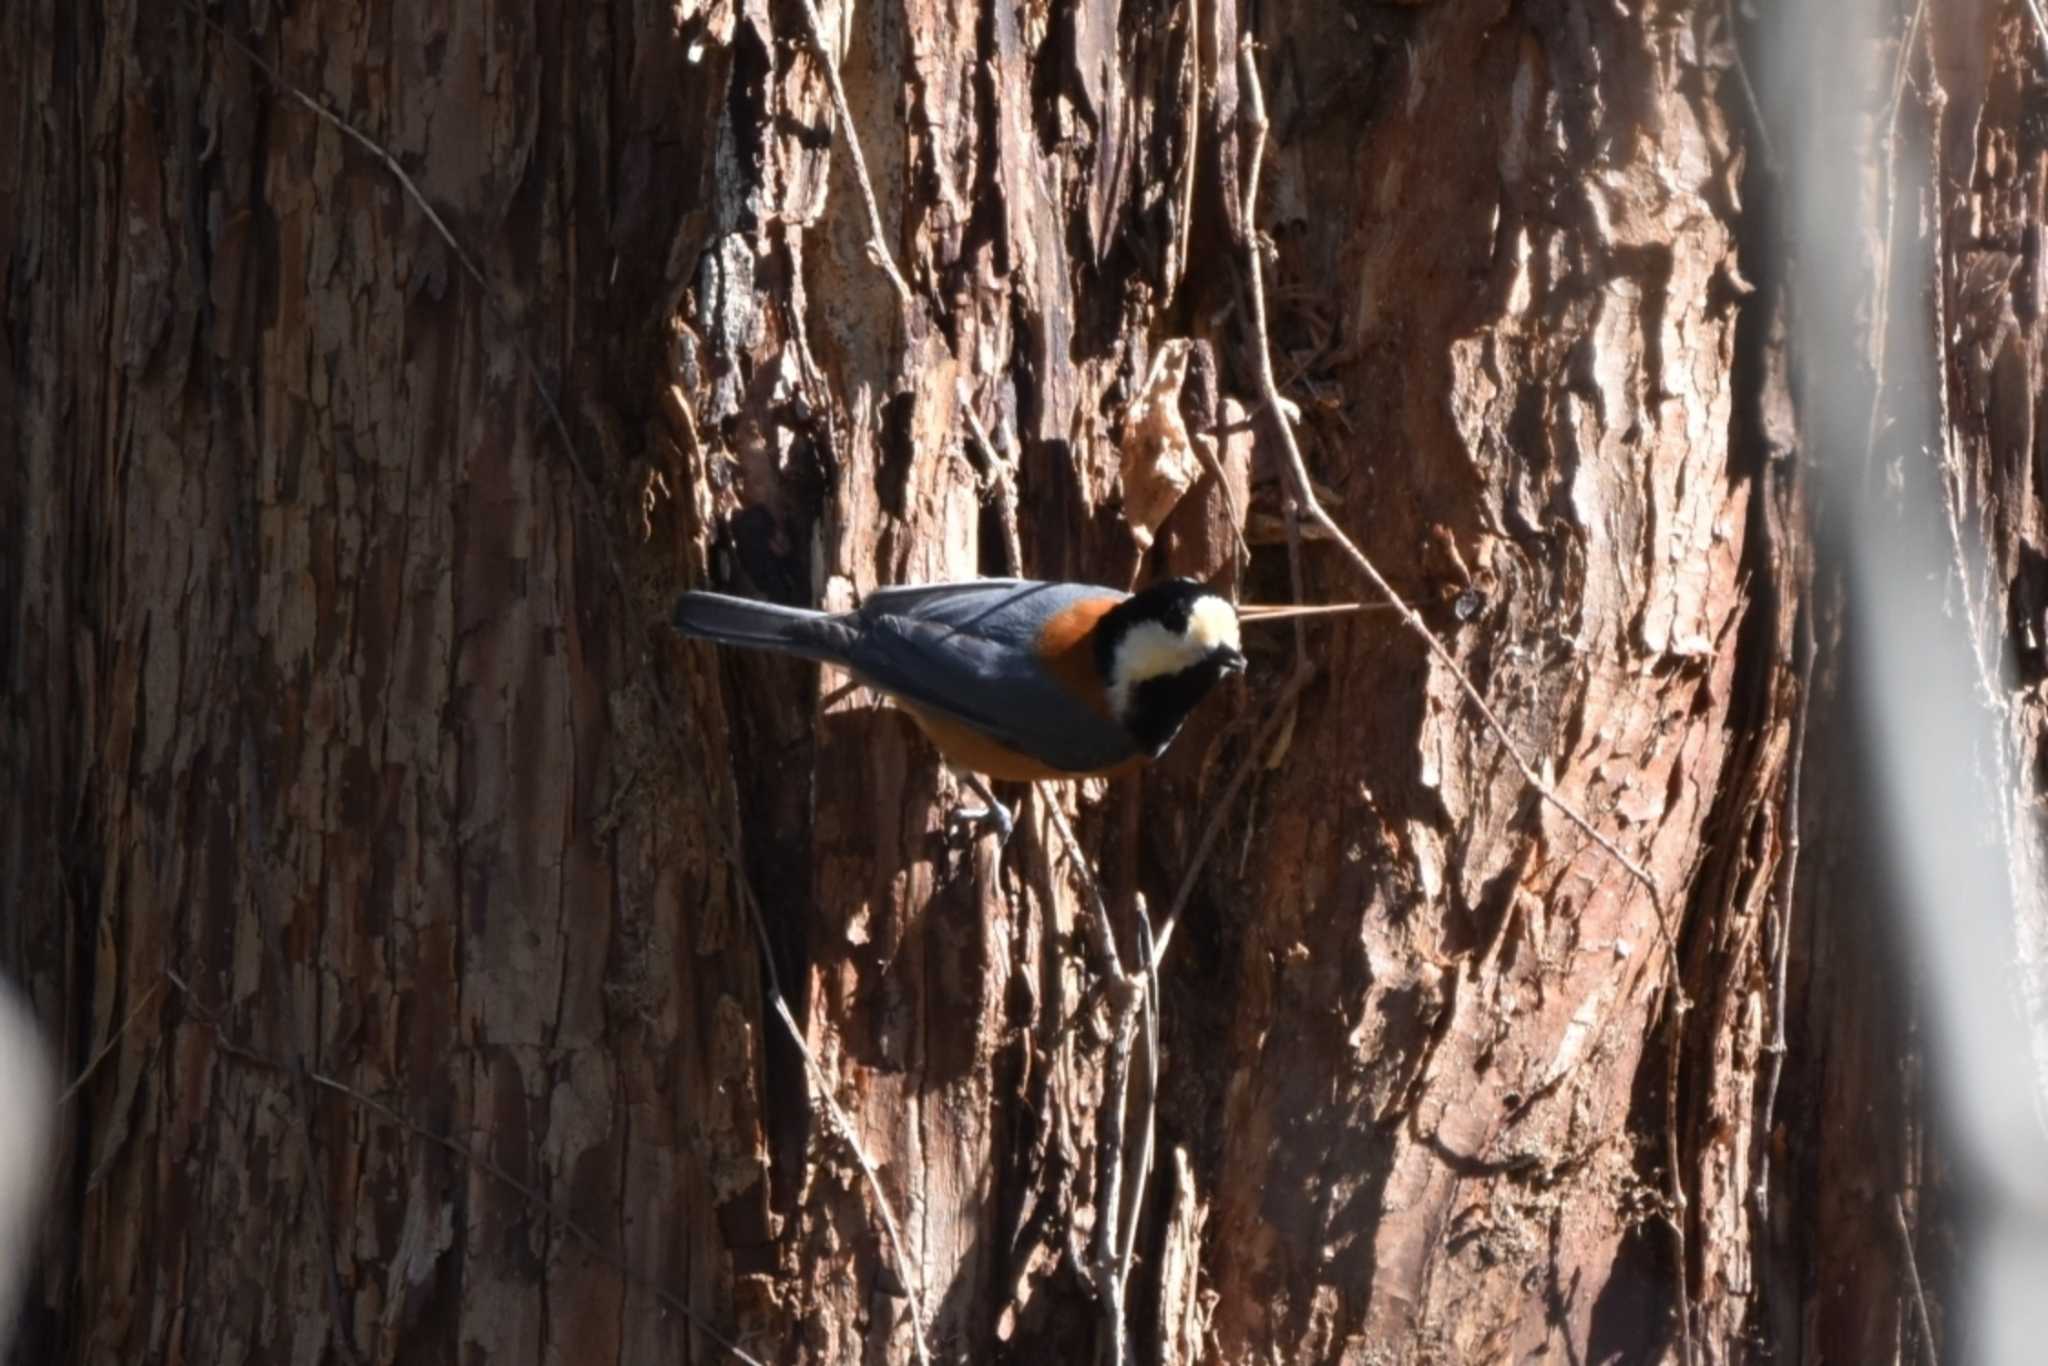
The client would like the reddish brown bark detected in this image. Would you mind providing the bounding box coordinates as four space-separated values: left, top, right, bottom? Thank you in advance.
4 1 2040 1364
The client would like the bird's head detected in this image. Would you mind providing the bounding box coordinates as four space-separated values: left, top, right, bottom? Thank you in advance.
1096 578 1245 754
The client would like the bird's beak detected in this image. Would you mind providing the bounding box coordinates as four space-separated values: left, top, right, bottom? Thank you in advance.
1218 647 1247 674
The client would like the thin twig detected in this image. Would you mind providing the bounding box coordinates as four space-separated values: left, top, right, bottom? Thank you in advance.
1115 905 1160 1301
795 0 914 311
1036 785 1125 981
1280 454 1313 682
711 769 934 1366
166 932 768 1363
192 7 596 507
958 379 1026 575
769 999 933 1366
308 1067 770 1366
1164 0 1200 300
1146 664 1310 971
1754 598 1812 1218
1091 986 1140 1366
1721 0 1779 177
1862 0 1930 480
1662 987 1695 1366
1236 601 1384 620
1043 658 1314 1052
1030 782 1144 1365
1894 1194 1940 1366
57 977 162 1109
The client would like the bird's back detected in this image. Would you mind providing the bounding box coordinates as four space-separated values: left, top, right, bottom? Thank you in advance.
839 579 1140 775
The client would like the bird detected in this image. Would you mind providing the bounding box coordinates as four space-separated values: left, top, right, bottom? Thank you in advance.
671 576 1247 840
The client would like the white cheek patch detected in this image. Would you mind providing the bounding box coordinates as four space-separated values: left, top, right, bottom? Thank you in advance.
1108 614 1221 720
1108 621 1192 720
1187 596 1240 653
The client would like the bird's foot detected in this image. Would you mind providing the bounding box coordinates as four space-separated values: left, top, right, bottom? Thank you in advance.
949 773 1015 848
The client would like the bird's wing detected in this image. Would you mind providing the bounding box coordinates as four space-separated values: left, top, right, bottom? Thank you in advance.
859 578 1040 616
843 609 1139 774
859 579 1124 648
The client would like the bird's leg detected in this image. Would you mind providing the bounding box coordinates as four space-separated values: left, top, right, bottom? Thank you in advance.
949 771 1015 847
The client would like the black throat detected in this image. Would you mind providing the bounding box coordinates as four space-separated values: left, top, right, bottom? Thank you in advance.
1092 579 1235 756
1121 656 1231 756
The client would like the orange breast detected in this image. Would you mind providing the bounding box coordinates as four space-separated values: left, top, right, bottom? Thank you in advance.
900 704 1073 781
1031 595 1120 721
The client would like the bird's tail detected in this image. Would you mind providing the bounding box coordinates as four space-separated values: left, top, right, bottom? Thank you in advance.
671 591 851 663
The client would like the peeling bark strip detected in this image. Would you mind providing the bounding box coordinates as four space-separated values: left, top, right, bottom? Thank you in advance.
2 0 2027 1363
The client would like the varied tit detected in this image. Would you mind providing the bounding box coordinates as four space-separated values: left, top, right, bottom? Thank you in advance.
671 577 1246 839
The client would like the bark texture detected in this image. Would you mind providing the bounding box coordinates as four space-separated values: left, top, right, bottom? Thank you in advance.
3 1 2040 1364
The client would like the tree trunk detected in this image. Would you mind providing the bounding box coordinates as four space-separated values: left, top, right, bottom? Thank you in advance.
3 1 2040 1364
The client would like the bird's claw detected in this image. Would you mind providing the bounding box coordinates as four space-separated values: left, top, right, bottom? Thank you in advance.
951 775 1015 848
